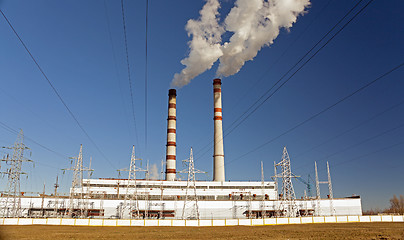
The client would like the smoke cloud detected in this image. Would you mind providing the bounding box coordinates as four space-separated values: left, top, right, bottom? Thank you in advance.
172 0 310 87
149 164 160 180
171 0 224 88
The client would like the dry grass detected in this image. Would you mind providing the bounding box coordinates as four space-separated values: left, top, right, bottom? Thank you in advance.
0 222 403 240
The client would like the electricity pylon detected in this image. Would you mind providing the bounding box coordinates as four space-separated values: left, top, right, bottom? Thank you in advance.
0 129 33 217
62 144 93 218
273 147 299 217
315 161 335 216
117 145 146 219
179 148 206 219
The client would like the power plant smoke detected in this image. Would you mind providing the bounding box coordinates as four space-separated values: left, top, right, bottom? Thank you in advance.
172 0 224 88
172 0 310 88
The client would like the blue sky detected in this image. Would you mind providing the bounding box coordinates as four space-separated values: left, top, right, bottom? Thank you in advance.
0 0 403 211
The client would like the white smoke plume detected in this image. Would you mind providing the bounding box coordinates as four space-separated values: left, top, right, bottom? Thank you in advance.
217 0 310 76
171 0 224 88
149 164 160 180
172 0 310 87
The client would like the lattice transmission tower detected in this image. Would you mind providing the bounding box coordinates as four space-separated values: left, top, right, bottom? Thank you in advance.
314 161 335 216
273 147 299 217
179 148 206 219
117 145 146 219
0 129 33 217
62 144 93 218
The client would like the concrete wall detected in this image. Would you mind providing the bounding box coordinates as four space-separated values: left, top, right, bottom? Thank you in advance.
0 215 402 227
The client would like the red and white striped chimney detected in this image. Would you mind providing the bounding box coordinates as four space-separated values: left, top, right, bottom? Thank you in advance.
165 89 177 181
213 79 225 182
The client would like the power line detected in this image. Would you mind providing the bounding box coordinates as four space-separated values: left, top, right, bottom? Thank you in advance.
223 0 374 139
194 0 372 160
145 0 149 154
103 0 132 141
0 121 67 160
121 0 140 149
295 98 404 158
323 122 404 161
225 62 404 166
0 9 117 170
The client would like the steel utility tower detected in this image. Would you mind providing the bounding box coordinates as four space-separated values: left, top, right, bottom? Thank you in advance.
179 148 206 219
0 129 33 217
117 145 146 219
315 161 335 216
62 144 93 218
274 147 299 217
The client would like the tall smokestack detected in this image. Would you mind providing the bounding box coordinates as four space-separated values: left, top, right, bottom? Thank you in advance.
213 78 225 182
165 89 177 181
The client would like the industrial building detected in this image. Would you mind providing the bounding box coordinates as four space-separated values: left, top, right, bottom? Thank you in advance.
0 79 362 220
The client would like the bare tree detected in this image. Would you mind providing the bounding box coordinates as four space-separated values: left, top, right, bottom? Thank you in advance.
386 195 404 215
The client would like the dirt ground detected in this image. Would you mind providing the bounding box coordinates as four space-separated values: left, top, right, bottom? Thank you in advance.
0 222 403 240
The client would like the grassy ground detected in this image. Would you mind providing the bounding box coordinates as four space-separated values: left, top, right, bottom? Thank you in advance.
0 222 403 240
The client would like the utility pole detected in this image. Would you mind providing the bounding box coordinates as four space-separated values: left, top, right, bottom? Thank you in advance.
273 147 299 217
41 182 46 217
62 144 93 218
159 159 165 219
260 161 266 218
0 129 33 218
53 175 59 217
179 148 205 219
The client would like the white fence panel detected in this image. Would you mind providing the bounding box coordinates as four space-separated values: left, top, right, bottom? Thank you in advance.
276 218 289 224
264 218 277 225
289 218 301 224
158 220 172 226
370 216 382 222
172 220 185 226
103 219 117 226
381 216 393 222
199 219 212 226
145 220 158 226
33 218 47 225
238 219 251 225
61 218 75 225
336 216 348 222
89 219 103 226
212 219 225 226
359 216 370 222
301 217 313 224
252 219 264 225
313 217 325 223
75 219 89 226
131 219 144 226
325 217 336 223
225 219 238 226
185 220 198 226
47 218 61 225
392 216 404 222
117 220 131 226
3 218 18 225
347 216 359 222
19 218 33 225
